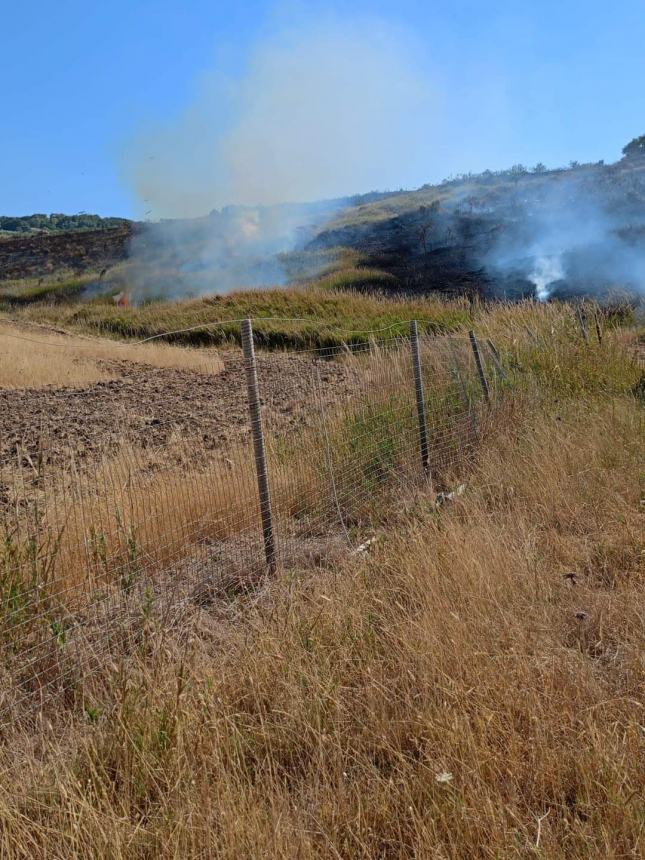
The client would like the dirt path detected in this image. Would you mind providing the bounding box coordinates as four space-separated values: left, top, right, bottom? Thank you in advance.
0 350 356 466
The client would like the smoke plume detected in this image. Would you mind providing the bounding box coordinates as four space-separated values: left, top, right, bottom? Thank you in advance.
120 12 645 304
121 16 437 298
126 19 436 216
482 162 645 301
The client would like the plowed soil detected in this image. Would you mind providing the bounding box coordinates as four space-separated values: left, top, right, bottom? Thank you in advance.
0 350 356 467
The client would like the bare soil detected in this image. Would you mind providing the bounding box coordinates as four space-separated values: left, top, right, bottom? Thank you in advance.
0 349 356 467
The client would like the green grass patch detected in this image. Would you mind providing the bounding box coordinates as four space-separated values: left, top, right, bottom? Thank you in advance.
278 246 364 282
0 276 93 306
7 287 471 350
314 266 398 293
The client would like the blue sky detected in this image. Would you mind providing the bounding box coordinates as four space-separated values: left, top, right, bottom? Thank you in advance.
2 0 644 218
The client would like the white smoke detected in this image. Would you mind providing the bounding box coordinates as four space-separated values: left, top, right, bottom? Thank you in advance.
529 254 564 301
118 12 645 303
123 18 437 219
120 15 445 298
485 165 645 301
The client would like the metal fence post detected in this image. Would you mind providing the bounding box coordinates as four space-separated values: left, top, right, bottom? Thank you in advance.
469 330 490 404
486 338 508 380
448 335 478 447
241 318 276 572
409 320 431 478
576 306 589 343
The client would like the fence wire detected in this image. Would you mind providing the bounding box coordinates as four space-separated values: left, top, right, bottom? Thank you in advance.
0 322 506 729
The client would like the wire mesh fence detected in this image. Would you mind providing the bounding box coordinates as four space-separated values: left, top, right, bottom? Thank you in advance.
0 320 507 729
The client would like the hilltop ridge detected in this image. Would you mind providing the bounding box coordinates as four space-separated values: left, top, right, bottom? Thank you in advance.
1 148 644 303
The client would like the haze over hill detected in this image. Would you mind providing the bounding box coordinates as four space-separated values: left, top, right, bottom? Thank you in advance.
2 141 644 304
312 145 645 301
3 7 644 306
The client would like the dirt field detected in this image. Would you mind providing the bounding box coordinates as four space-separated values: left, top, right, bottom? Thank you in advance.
0 348 356 467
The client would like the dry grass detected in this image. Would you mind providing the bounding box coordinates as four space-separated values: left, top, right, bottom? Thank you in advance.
1 429 336 608
0 337 423 616
0 392 641 858
0 301 641 857
0 321 224 387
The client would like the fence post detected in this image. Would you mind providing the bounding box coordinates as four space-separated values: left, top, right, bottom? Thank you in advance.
241 318 276 573
486 338 508 380
409 320 431 479
448 337 469 410
525 325 538 343
576 306 589 343
469 330 490 405
594 313 603 345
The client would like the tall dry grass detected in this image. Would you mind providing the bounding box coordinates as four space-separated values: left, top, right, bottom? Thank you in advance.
0 301 641 858
0 334 438 628
0 321 224 387
0 391 641 858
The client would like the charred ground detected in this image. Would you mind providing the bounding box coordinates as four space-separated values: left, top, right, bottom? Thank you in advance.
310 155 645 300
2 153 644 304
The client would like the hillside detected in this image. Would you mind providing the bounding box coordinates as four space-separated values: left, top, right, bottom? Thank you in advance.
1 154 644 304
310 155 645 299
0 224 134 289
0 213 131 235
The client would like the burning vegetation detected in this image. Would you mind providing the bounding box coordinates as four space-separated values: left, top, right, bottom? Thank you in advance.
2 145 644 308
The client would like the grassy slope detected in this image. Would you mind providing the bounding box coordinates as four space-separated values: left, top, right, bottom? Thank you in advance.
5 286 472 349
0 274 94 305
3 159 644 336
4 282 635 353
0 305 642 858
325 158 645 229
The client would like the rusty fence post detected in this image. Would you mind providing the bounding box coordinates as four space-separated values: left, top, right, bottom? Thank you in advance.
409 321 431 479
241 318 276 572
469 330 490 405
